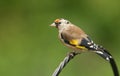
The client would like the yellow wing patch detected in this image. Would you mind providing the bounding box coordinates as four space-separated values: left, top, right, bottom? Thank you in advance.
69 39 79 45
76 45 88 50
69 39 88 50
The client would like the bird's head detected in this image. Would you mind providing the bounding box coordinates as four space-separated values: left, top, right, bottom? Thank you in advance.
50 18 71 29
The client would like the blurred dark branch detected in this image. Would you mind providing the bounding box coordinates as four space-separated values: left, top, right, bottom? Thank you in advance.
52 52 79 76
52 50 119 76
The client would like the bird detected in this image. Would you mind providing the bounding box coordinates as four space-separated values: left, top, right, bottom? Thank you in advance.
50 18 119 76
50 18 111 59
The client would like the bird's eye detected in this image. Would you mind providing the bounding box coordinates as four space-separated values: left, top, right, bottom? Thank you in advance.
58 22 61 24
66 21 69 24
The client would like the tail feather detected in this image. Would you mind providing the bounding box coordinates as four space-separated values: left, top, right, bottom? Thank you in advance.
95 46 119 76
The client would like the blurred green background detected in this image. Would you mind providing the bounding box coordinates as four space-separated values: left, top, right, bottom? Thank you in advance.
0 0 120 76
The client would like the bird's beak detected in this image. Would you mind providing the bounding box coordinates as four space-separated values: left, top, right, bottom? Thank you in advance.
50 23 56 27
50 19 61 27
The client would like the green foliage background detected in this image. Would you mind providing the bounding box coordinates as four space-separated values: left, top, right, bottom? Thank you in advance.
0 0 120 76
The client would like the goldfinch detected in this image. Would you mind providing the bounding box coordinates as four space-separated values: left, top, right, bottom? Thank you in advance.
50 18 119 76
50 18 111 60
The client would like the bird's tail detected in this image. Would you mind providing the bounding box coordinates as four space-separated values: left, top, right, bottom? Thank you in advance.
95 45 119 76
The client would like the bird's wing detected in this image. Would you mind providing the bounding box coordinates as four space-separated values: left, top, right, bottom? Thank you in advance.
62 25 87 40
60 25 88 46
60 25 97 50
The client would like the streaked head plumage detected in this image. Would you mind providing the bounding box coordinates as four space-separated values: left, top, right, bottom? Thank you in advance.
50 18 71 28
